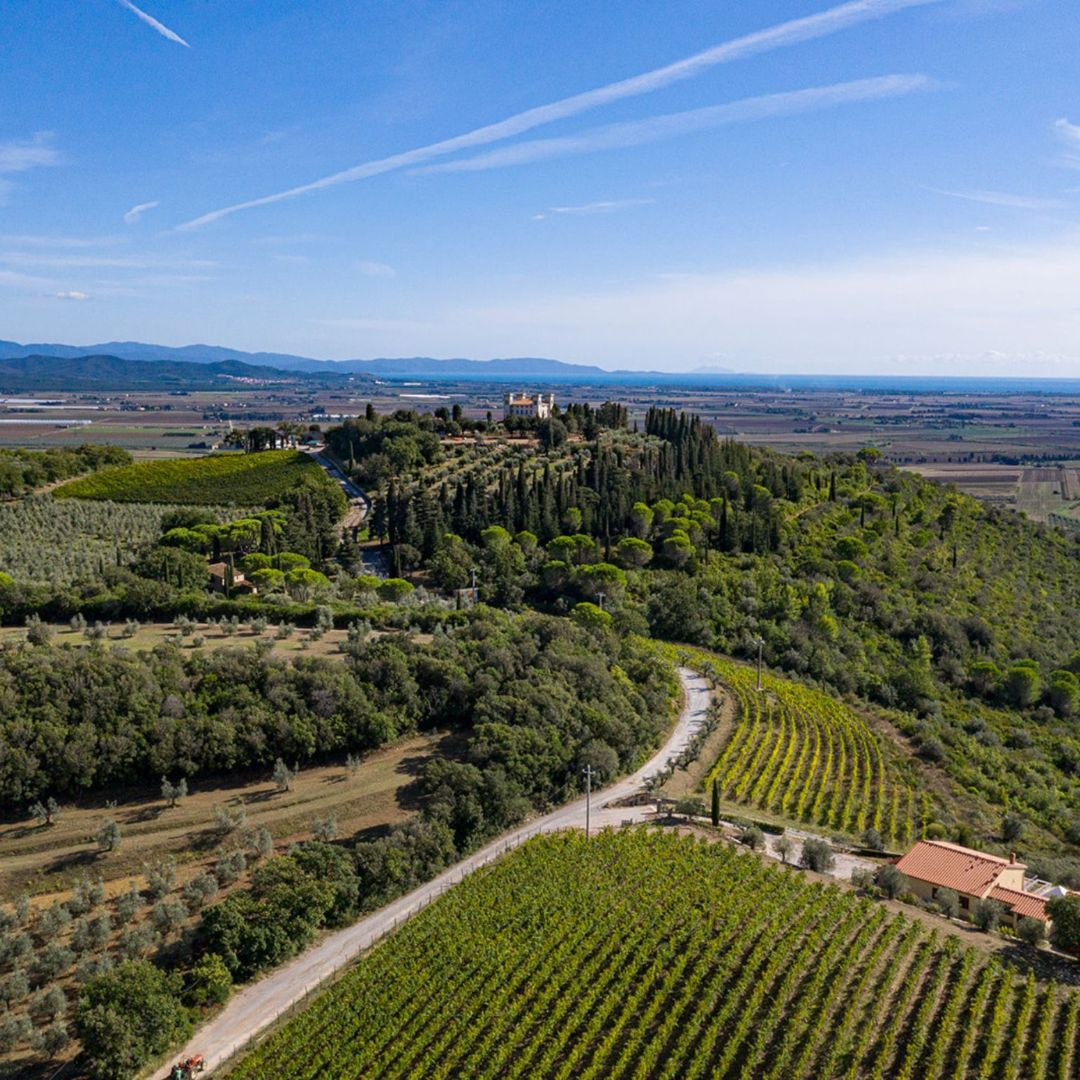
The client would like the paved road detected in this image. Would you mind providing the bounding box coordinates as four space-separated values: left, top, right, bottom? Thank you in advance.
152 668 710 1078
303 447 369 529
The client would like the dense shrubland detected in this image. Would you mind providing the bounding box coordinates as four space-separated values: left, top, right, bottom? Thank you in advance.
0 616 673 1076
0 444 130 498
328 406 1080 854
4 408 1078 854
0 608 674 809
4 400 1080 1073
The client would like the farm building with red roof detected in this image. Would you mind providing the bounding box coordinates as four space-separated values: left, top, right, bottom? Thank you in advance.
894 840 1048 927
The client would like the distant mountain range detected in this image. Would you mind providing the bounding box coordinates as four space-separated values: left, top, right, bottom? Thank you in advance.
0 339 614 382
3 339 1080 393
0 354 351 392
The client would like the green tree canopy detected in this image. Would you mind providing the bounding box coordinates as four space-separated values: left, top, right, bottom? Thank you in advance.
74 960 190 1080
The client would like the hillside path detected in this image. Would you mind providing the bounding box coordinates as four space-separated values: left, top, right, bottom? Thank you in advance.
151 668 710 1078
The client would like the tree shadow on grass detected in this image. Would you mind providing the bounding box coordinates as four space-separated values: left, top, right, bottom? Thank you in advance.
42 847 99 875
184 829 221 854
995 940 1080 987
349 821 395 844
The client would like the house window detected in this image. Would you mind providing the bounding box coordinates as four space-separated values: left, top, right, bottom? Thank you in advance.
960 897 969 911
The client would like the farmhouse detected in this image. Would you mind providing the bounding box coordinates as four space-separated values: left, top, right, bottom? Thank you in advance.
208 562 257 595
894 839 1049 926
504 391 554 420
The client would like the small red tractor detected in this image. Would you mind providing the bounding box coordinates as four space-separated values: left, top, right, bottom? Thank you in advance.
170 1055 206 1079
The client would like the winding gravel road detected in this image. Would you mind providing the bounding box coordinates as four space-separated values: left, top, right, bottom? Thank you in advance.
151 668 710 1078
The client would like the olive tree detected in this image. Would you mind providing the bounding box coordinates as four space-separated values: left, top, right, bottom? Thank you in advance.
799 839 836 874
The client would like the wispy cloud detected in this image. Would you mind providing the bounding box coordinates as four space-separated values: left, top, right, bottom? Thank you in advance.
1054 117 1080 147
178 0 943 229
123 200 160 224
0 132 61 173
0 234 124 249
0 132 61 204
117 0 190 47
55 290 90 301
0 268 59 291
426 76 938 174
0 251 215 270
440 233 1080 372
357 261 396 278
533 198 655 221
921 185 1068 209
1055 117 1080 170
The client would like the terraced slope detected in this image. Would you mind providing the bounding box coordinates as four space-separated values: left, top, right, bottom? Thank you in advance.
683 649 924 842
224 830 1079 1080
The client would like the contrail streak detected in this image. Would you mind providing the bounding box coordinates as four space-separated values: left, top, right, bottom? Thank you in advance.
178 0 942 229
118 0 190 47
423 76 938 174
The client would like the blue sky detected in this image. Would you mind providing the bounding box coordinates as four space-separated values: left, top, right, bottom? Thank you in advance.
2 0 1079 374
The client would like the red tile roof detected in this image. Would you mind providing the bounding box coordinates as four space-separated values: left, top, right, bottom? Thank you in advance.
988 886 1049 922
894 840 1021 897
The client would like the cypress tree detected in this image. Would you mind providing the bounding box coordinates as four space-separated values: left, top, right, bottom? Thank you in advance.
711 779 720 827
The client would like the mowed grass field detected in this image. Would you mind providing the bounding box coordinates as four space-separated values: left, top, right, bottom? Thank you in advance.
225 830 1080 1080
0 622 425 658
0 731 439 902
53 449 322 505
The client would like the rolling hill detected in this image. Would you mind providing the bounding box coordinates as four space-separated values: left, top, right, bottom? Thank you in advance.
0 354 353 391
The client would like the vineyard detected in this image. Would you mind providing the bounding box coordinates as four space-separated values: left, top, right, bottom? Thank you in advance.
680 649 925 843
224 830 1080 1080
53 451 325 506
0 497 242 586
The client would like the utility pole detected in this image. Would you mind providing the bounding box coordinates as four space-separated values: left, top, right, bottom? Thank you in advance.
596 591 606 611
470 566 478 605
756 636 765 691
583 764 592 838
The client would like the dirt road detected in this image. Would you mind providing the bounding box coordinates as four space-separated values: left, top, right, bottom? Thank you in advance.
151 668 709 1078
